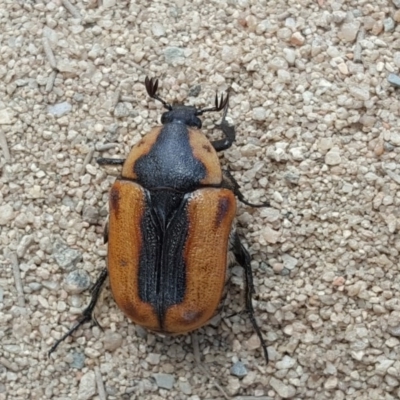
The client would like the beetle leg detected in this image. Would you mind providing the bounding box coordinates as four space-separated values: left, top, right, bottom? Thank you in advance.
222 169 270 207
232 232 269 363
97 157 125 166
103 221 109 244
48 268 108 355
211 120 236 152
208 90 236 152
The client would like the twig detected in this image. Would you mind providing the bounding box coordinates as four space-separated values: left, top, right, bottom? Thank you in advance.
111 90 121 111
61 0 81 18
95 366 107 400
10 253 25 308
120 95 136 102
124 59 147 73
354 29 365 63
191 332 230 400
43 37 57 70
0 131 11 161
46 70 57 93
81 146 95 175
95 143 119 152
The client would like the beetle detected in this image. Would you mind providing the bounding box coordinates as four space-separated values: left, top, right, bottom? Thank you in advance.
49 77 269 362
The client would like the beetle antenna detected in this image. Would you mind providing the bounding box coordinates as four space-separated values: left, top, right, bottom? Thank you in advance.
196 89 230 116
145 77 172 110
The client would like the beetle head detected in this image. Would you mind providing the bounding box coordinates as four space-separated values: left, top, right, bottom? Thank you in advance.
161 105 202 128
145 77 230 128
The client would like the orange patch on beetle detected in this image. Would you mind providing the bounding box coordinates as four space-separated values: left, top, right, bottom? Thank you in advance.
107 179 159 330
188 129 222 185
163 188 236 333
121 127 162 180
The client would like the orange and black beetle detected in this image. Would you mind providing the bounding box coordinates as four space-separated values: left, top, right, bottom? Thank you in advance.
50 77 269 362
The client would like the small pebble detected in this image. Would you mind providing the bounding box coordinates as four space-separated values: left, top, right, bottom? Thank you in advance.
188 85 201 97
103 0 116 7
337 62 349 75
325 148 342 166
241 143 259 157
152 23 165 37
284 171 300 184
246 334 261 351
276 355 296 369
290 32 305 46
64 270 91 294
0 109 11 124
324 376 338 389
388 325 400 337
153 373 175 390
252 107 266 121
82 205 100 224
146 353 161 365
269 377 296 398
281 254 298 270
227 377 241 396
0 204 14 225
53 241 83 270
384 18 395 32
48 102 72 117
261 226 280 244
178 380 192 395
283 48 296 65
113 102 133 118
338 22 360 42
230 361 248 378
70 352 85 369
389 132 400 146
349 86 370 101
164 47 185 64
77 370 96 400
103 332 123 352
388 73 400 87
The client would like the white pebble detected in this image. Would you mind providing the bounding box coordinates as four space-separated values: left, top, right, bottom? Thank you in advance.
338 22 360 42
325 148 341 166
261 226 280 244
0 204 14 225
269 377 296 398
276 355 296 370
152 23 165 37
0 109 11 124
281 254 298 270
78 371 96 400
252 107 266 121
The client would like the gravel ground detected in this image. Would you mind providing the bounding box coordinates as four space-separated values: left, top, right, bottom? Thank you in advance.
2 0 400 399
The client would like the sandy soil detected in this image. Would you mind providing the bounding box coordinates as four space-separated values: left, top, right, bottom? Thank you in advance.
1 0 400 399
